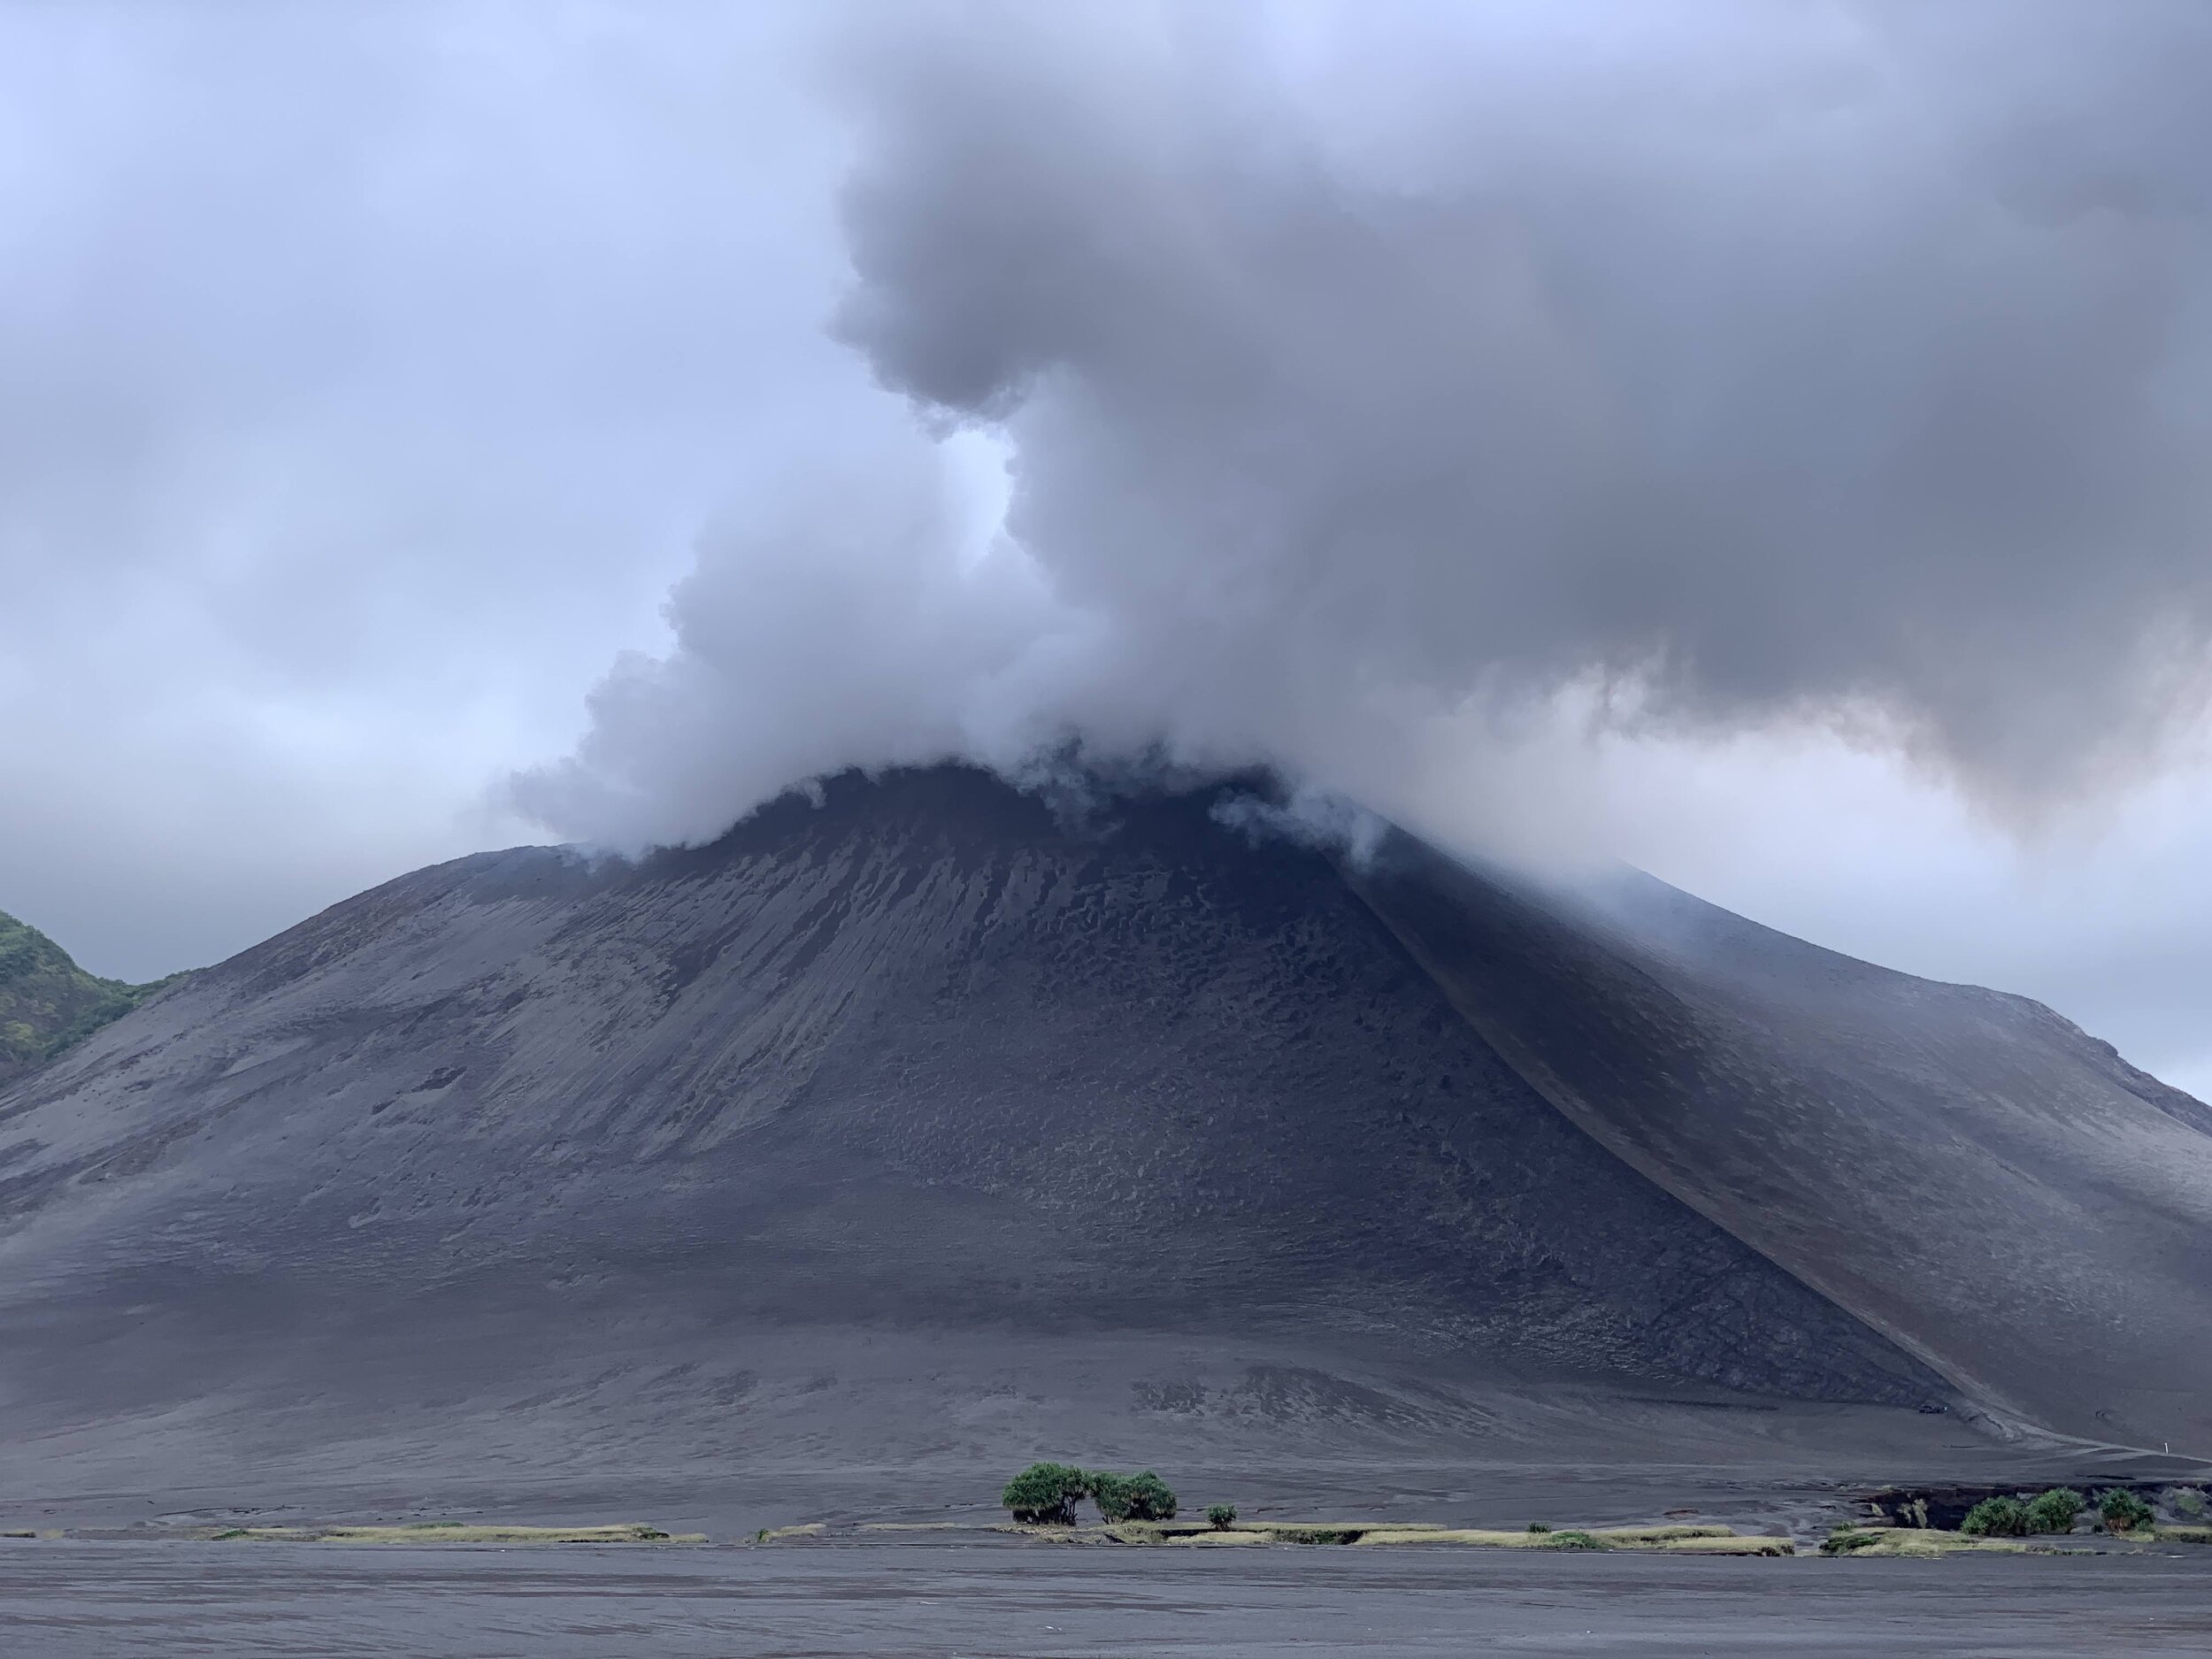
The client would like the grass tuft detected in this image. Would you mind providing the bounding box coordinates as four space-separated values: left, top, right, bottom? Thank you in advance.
1820 1527 2024 1558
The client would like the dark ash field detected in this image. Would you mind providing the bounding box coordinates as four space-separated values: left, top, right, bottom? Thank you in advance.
5 1540 2210 1659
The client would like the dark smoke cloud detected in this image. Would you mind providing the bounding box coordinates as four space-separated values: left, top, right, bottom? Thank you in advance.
516 0 2212 849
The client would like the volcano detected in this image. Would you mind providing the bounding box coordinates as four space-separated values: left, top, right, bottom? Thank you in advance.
0 765 2206 1528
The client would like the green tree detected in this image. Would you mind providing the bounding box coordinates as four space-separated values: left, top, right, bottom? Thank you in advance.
1087 1471 1129 1520
2098 1488 2154 1532
1089 1470 1177 1522
1121 1471 1176 1521
1960 1495 2032 1537
1002 1463 1088 1525
1206 1503 1237 1530
2024 1487 2083 1534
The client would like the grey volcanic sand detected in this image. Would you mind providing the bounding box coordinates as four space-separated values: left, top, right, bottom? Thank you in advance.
0 764 2206 1547
4 1540 2211 1659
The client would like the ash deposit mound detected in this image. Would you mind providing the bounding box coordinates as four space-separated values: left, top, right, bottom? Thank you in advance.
0 765 2206 1521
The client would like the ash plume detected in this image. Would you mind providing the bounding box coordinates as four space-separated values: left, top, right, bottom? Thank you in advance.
514 1 2212 851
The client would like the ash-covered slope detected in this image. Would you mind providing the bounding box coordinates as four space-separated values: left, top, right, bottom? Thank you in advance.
0 764 2200 1517
1358 837 2212 1454
0 766 1960 1509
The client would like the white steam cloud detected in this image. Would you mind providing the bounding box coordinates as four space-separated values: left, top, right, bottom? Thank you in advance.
511 1 2212 850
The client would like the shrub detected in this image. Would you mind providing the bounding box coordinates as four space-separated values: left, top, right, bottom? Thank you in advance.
1549 1531 1606 1550
1002 1463 1090 1525
1820 1527 1881 1555
1526 1522 1551 1533
1091 1470 1177 1522
2099 1489 2154 1532
1206 1503 1237 1531
1960 1496 2032 1538
2173 1488 2206 1520
2024 1487 2084 1535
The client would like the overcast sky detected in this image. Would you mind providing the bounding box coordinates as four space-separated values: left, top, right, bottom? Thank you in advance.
5 2 2212 1099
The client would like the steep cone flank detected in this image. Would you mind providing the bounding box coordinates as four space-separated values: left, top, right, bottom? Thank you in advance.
0 764 2202 1509
1356 837 2212 1453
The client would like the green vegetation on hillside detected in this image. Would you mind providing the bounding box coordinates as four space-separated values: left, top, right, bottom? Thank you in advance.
0 909 180 1079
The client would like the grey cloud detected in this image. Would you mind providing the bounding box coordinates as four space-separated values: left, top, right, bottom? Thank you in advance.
0 4 855 975
9 0 2212 1059
523 0 2212 850
508 430 1085 849
828 1 2212 804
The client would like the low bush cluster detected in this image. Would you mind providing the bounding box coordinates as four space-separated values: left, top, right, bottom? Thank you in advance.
2099 1488 2154 1532
1960 1488 2088 1538
1820 1526 1882 1555
1091 1470 1178 1522
1206 1503 1237 1531
2024 1487 2083 1535
1960 1495 2032 1538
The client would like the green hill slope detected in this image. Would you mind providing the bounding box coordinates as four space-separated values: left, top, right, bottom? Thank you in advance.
0 910 175 1083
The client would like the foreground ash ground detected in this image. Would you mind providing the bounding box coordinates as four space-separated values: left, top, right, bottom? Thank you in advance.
0 763 2207 1554
5 1542 2211 1659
